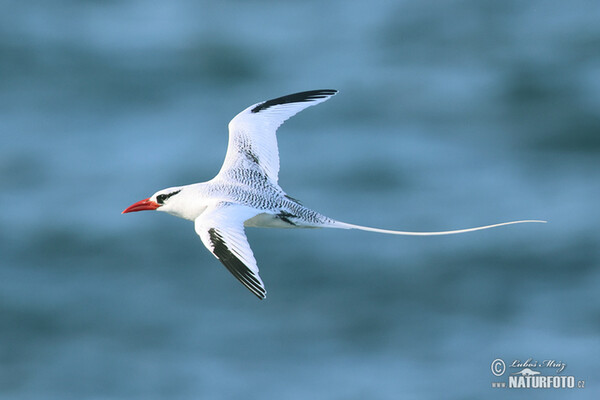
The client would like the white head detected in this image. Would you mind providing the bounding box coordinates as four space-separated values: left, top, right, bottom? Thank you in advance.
122 185 203 220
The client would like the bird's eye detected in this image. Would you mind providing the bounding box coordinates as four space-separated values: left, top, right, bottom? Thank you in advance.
156 194 168 204
156 190 181 205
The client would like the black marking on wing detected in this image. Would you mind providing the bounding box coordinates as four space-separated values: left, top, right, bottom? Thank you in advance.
284 194 302 205
208 228 266 300
251 89 337 113
277 211 297 226
244 148 260 164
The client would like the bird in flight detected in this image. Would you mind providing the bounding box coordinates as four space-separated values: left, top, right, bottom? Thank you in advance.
123 89 545 299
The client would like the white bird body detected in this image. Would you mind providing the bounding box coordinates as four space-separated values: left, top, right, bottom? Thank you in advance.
123 90 545 299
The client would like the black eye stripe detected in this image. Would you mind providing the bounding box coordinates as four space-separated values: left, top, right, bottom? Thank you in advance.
156 190 181 204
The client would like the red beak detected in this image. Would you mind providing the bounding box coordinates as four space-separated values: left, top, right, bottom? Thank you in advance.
122 198 160 214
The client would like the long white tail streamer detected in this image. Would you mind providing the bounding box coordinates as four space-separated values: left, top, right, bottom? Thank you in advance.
333 220 547 236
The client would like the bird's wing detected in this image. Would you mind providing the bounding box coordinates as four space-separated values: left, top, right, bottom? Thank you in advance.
217 89 337 184
194 203 266 299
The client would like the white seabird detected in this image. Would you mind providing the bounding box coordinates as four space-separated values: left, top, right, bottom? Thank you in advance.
123 89 545 299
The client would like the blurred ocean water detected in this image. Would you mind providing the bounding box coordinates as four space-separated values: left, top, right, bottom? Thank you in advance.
1 1 599 399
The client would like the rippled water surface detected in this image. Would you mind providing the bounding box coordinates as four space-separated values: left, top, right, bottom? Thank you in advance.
2 1 599 399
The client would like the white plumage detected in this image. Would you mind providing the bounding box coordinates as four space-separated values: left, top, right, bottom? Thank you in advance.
123 90 545 299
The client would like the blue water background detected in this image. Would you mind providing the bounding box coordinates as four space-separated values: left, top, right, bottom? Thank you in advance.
1 1 599 399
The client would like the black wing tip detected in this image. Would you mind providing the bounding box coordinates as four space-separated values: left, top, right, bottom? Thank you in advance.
251 89 338 113
208 228 267 300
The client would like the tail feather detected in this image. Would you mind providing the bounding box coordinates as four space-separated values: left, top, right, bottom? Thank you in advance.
330 220 546 236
